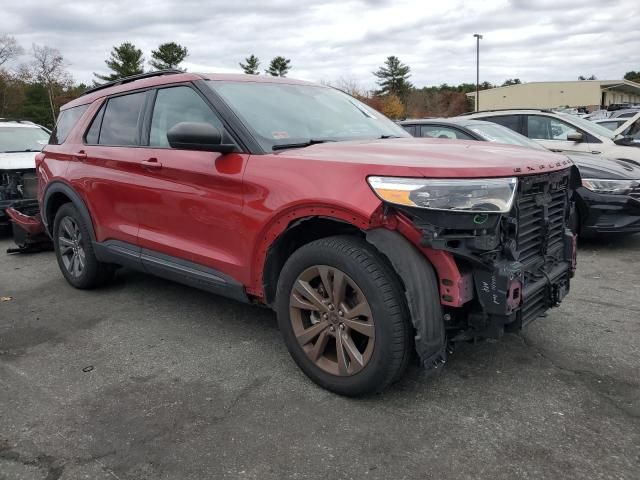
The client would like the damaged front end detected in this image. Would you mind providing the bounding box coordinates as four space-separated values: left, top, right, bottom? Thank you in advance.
1 169 38 227
370 167 578 366
1 170 51 253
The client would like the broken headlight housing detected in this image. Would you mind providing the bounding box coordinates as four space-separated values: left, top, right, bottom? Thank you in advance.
367 176 518 213
581 178 638 195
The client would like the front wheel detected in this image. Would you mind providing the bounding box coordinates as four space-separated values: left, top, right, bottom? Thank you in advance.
275 236 412 396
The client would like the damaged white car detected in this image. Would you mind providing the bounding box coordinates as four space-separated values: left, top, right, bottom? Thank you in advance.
0 120 49 233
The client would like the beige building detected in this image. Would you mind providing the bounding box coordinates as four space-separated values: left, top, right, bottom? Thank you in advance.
466 79 640 111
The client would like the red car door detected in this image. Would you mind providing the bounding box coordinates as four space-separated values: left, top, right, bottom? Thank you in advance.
134 85 248 282
69 91 150 246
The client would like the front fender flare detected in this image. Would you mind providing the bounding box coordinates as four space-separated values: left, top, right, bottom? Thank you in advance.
366 228 447 367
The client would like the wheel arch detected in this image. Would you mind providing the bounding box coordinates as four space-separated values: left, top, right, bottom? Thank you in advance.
260 214 366 305
43 181 97 242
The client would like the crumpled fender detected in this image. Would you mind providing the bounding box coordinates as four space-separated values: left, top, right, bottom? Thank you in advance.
366 228 447 367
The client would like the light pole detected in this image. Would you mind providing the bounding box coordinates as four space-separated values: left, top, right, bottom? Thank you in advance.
473 33 483 111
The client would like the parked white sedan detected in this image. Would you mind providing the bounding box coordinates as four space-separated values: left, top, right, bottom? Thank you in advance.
463 109 640 164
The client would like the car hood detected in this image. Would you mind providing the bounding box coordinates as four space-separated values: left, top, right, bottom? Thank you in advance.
613 111 640 136
0 151 37 170
565 153 640 180
275 138 571 178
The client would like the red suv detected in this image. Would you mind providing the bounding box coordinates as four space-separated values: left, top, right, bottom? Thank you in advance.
35 70 577 395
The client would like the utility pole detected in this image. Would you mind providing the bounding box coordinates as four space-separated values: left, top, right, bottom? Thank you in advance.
473 33 483 111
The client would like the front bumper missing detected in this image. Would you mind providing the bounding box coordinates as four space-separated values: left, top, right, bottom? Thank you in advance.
468 229 575 335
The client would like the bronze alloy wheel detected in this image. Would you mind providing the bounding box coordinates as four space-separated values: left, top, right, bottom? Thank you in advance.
289 265 375 376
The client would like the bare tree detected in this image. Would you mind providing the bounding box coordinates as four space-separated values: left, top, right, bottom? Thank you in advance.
31 44 71 124
0 34 23 67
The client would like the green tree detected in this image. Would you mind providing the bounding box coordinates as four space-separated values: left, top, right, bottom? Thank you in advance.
149 42 188 70
502 78 522 86
624 71 640 83
240 54 260 75
95 42 144 82
578 75 597 80
373 56 412 103
265 56 291 77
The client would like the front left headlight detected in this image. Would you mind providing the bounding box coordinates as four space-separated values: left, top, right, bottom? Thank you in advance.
367 176 518 213
581 178 638 195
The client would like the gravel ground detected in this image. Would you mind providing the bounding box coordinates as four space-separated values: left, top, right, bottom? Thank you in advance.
1 234 639 480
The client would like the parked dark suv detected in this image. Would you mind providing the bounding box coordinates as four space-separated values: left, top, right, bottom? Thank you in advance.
25 71 578 395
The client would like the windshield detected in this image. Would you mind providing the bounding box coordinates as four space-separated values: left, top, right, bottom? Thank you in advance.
465 122 547 151
207 81 409 150
0 126 49 153
557 112 616 139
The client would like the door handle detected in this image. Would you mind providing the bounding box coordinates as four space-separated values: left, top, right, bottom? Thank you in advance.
141 158 162 169
75 150 87 160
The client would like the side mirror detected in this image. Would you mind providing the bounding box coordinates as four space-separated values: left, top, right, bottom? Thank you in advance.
566 132 584 142
167 122 235 153
614 136 631 146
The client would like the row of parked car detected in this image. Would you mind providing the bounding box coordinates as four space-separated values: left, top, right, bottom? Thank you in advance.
400 108 640 237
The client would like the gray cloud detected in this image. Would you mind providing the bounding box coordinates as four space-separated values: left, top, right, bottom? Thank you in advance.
1 0 638 89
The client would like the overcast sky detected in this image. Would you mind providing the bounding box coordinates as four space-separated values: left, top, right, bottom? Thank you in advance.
2 0 639 89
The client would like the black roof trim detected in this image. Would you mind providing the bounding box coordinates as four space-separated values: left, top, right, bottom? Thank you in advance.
83 69 184 96
459 108 554 116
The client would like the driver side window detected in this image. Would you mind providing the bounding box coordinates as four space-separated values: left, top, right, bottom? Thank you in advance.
527 116 579 141
149 86 223 147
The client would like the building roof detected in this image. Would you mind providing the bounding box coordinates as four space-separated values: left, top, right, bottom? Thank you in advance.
466 79 640 97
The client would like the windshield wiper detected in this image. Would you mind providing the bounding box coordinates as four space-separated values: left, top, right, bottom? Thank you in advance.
2 149 40 153
378 135 403 139
272 139 336 151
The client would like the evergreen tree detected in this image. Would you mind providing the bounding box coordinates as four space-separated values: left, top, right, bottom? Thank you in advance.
373 56 412 102
240 54 260 75
624 70 640 83
265 56 291 77
149 42 188 70
95 42 144 82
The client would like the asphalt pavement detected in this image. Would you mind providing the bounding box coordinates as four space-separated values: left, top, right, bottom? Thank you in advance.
1 234 639 479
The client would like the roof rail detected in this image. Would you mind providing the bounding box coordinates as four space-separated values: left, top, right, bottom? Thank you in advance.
83 69 184 96
459 108 554 116
0 118 37 125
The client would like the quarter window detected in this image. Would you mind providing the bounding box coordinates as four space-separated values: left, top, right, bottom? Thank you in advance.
98 92 147 146
418 125 474 140
50 104 89 144
149 86 222 148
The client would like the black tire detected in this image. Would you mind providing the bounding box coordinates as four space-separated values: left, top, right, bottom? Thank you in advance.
275 235 413 396
53 203 114 289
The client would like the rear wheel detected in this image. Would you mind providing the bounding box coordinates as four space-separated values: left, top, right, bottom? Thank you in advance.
53 203 114 289
275 236 412 396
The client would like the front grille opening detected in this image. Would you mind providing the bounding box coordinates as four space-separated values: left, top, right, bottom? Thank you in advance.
514 171 569 267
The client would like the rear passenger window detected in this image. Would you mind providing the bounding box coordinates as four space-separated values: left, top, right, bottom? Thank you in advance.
98 92 146 146
50 104 89 144
149 86 222 147
487 115 520 133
